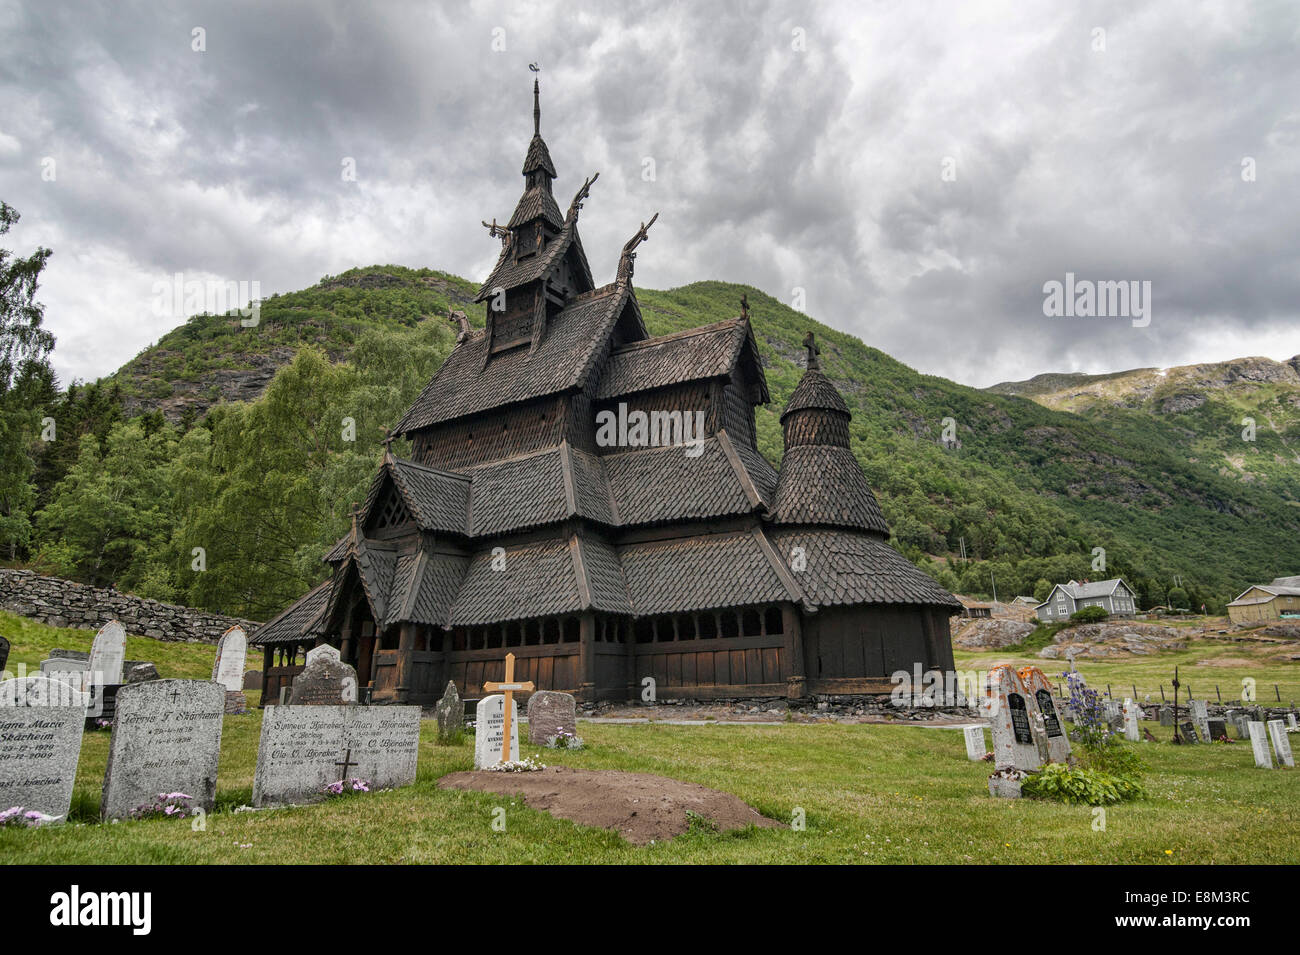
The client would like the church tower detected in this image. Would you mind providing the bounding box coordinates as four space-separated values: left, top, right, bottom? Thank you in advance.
475 81 596 356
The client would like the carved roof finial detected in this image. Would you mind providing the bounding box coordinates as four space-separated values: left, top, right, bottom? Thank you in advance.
350 501 361 540
447 306 471 344
616 212 659 283
740 294 750 321
567 172 599 222
802 330 820 371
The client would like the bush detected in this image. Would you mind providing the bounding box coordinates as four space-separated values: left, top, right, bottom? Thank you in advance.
1070 605 1109 623
1021 763 1145 805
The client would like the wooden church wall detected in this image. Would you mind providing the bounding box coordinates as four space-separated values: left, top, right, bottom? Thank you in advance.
802 605 943 694
413 395 568 470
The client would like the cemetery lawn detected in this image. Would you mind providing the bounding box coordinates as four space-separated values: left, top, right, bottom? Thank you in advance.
3 611 1296 864
1 710 1296 864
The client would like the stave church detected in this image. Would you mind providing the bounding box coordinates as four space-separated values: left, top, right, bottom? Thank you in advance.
251 82 959 705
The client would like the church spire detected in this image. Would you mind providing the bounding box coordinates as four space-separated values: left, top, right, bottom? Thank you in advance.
534 78 541 135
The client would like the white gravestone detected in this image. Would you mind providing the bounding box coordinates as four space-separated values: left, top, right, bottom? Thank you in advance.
1266 720 1294 767
212 626 248 692
1247 721 1273 769
474 694 519 768
1287 713 1297 730
984 666 1042 772
1019 667 1070 763
1123 699 1140 742
0 677 88 821
252 705 421 806
87 620 126 688
100 680 225 820
963 725 986 760
1188 699 1211 742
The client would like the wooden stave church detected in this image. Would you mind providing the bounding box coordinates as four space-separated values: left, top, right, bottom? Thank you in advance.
251 82 960 705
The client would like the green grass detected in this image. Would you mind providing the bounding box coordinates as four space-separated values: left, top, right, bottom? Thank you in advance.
3 613 1297 864
3 713 1296 864
955 637 1300 704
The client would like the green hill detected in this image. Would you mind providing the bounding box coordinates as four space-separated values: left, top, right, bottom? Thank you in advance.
47 266 1300 616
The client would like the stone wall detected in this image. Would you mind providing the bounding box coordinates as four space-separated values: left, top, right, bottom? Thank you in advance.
0 569 260 644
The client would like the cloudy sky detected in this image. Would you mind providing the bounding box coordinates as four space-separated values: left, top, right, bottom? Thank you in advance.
1 0 1296 389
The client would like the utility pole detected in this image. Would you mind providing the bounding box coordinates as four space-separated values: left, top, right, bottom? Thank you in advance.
990 572 997 604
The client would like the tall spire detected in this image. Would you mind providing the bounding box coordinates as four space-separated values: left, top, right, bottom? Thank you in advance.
534 78 541 135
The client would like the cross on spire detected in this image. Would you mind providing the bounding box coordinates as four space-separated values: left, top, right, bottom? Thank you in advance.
533 78 541 135
803 331 821 371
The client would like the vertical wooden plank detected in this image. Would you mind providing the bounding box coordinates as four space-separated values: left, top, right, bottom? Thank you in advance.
682 653 698 689
713 649 728 685
745 648 761 685
763 647 780 684
698 652 714 686
668 653 682 687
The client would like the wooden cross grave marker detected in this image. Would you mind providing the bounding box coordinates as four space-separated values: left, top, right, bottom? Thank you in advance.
482 652 535 765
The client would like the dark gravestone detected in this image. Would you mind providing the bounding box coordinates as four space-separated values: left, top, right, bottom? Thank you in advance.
1179 721 1200 744
0 634 10 673
1159 706 1175 726
289 645 357 705
242 670 263 691
1207 719 1227 740
1035 689 1063 738
434 681 463 744
527 690 577 745
1008 693 1033 744
125 662 160 684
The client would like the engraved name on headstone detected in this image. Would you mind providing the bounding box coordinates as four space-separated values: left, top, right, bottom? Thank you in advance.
251 705 421 806
527 690 576 745
212 626 248 692
1247 721 1273 769
87 620 127 689
0 677 88 821
289 644 358 705
474 694 519 768
963 724 986 761
985 665 1042 773
1019 666 1070 763
100 680 225 821
1266 719 1294 768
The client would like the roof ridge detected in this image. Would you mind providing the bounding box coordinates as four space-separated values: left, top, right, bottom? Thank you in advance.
392 456 471 482
716 429 763 510
609 316 745 354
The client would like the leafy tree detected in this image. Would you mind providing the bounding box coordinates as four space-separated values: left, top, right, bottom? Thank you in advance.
35 421 176 587
1033 578 1053 603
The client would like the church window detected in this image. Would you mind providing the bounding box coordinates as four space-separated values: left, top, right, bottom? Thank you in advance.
764 607 784 635
742 609 762 637
698 614 717 639
720 613 739 638
563 618 581 642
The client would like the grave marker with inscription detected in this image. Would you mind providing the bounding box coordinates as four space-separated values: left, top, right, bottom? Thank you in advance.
434 681 463 744
1188 699 1211 742
1019 667 1070 763
1248 721 1273 769
0 677 88 821
290 644 358 705
1266 720 1294 767
100 680 225 821
474 695 519 768
252 705 421 806
212 626 248 692
985 665 1042 773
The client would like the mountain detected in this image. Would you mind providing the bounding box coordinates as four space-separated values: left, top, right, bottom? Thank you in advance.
102 265 1300 609
989 356 1300 502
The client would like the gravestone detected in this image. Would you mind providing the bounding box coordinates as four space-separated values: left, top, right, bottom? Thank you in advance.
1229 711 1250 739
434 681 463 744
126 662 160 684
1266 720 1294 767
1188 699 1211 742
1179 721 1200 745
1247 721 1273 768
1158 706 1175 727
527 690 577 745
252 705 421 806
39 657 87 691
984 666 1042 773
0 677 88 821
212 626 248 692
1206 718 1227 741
1123 699 1140 742
87 620 126 689
101 680 225 821
243 670 263 691
474 694 519 768
1018 667 1070 763
1287 713 1297 730
0 634 9 673
963 725 986 760
289 644 357 705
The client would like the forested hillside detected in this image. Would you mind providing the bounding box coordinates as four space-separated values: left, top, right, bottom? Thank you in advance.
16 265 1300 619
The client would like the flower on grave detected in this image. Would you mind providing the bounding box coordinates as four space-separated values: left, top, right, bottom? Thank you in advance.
323 778 373 797
130 793 196 820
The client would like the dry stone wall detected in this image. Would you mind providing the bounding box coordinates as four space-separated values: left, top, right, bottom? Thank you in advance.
0 569 259 644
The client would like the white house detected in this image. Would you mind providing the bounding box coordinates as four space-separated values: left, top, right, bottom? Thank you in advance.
1035 579 1138 621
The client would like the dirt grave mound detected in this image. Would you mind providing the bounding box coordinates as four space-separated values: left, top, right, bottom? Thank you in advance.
438 766 784 845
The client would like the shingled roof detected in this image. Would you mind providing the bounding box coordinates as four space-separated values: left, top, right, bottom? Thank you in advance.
597 317 766 402
618 530 796 615
251 579 331 645
360 457 471 534
769 445 890 536
782 367 849 419
395 282 632 433
766 528 960 609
